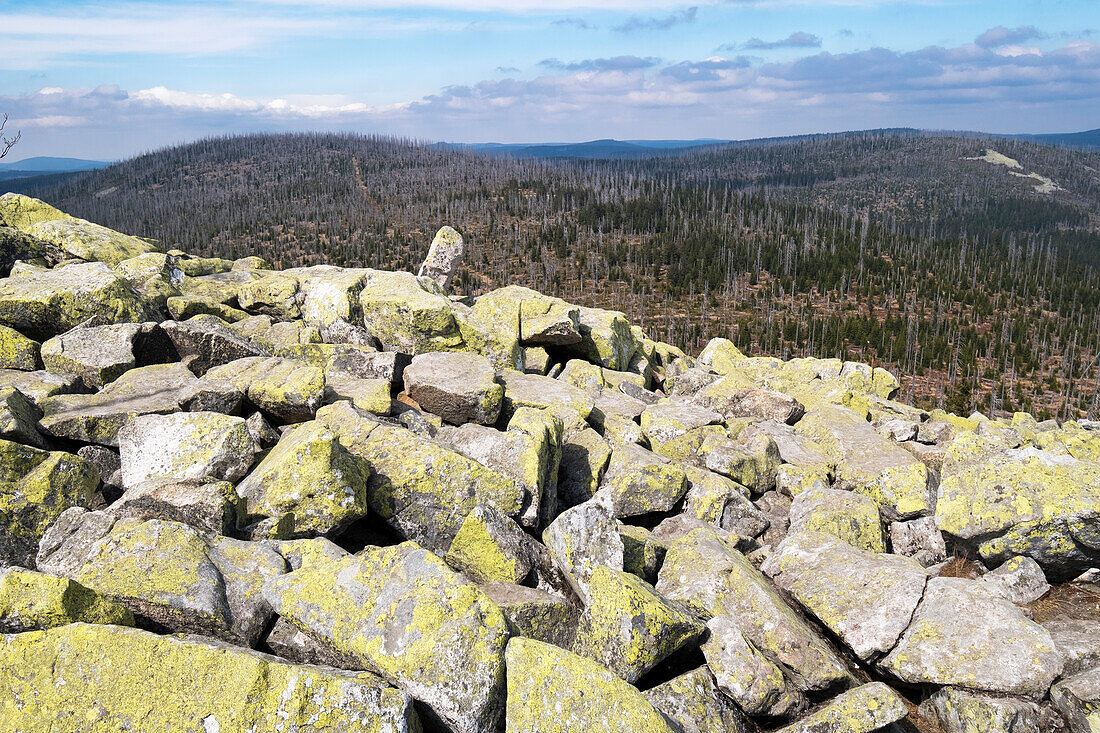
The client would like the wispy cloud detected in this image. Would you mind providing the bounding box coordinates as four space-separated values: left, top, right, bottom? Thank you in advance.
975 25 1046 48
552 17 597 30
736 32 822 50
612 6 697 33
539 56 660 71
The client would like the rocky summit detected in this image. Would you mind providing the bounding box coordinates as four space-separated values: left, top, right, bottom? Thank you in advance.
1 190 1099 733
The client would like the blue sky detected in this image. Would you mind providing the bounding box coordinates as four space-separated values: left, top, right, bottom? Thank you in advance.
1 0 1097 159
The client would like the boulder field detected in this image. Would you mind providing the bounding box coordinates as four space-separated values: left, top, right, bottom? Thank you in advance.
1 191 1099 732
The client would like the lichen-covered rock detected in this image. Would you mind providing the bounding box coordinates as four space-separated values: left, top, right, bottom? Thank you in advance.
890 515 948 566
27 215 162 267
236 420 369 539
787 486 886 552
37 362 205 446
571 565 703 683
326 374 392 414
643 666 751 733
403 351 503 425
640 401 723 453
481 581 580 648
936 432 1100 580
927 686 1043 733
600 442 688 518
118 411 256 489
160 315 265 374
0 385 45 447
0 367 79 404
880 576 1064 696
418 225 465 289
206 356 325 423
979 555 1051 605
264 547 509 733
1051 666 1100 732
0 324 40 371
471 286 581 349
618 524 665 584
558 427 612 507
543 491 624 605
0 566 133 632
655 527 852 692
772 682 908 733
697 337 745 374
762 530 929 661
40 321 172 390
796 405 931 519
0 440 98 567
504 637 677 733
680 465 770 537
701 429 782 495
446 504 549 586
109 479 243 535
703 614 806 717
0 261 151 340
498 368 594 433
571 306 638 371
359 269 464 353
691 380 806 424
0 225 63 276
0 623 419 732
1043 618 1100 677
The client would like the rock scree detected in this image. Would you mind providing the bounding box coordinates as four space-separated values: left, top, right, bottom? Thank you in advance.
0 192 1098 731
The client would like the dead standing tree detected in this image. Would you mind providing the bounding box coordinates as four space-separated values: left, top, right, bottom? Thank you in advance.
1 113 20 160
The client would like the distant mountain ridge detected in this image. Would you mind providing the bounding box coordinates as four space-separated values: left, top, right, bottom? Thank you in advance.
0 157 111 184
439 128 1100 159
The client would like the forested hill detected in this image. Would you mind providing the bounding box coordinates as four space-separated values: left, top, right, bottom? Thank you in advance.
10 131 1100 420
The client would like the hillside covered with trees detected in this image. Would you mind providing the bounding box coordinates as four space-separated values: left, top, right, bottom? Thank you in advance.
11 130 1100 420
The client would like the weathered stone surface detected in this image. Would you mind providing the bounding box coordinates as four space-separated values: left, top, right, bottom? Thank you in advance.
702 429 782 495
0 385 45 447
327 348 409 385
38 362 205 446
543 491 624 605
359 269 464 354
236 420 370 539
788 486 886 552
558 426 612 508
0 225 63 276
0 440 98 568
262 536 349 571
655 527 852 692
0 566 133 632
0 367 78 404
762 530 929 661
600 442 688 518
703 614 806 717
498 368 594 433
796 405 931 519
418 225 465 289
41 321 172 390
35 508 115 578
772 682 908 733
880 576 1064 696
118 411 255 489
504 637 677 733
618 524 665 584
1051 666 1100 732
936 432 1100 580
0 261 151 340
643 666 751 733
0 623 419 732
572 565 703 683
265 547 509 733
160 315 264 374
681 465 770 537
109 479 242 535
691 380 806 424
0 324 40 371
928 686 1044 733
335 419 524 552
1044 618 1100 676
404 351 502 425
890 515 948 566
640 401 723 453
481 581 580 648
979 555 1051 604
28 215 161 267
325 374 392 414
446 504 545 585
206 356 325 423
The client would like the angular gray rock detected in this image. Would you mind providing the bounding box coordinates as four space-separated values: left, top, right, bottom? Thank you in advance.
403 350 503 425
890 515 948 566
702 614 806 717
880 576 1064 696
772 682 908 733
543 491 624 605
643 667 752 733
118 411 256 490
927 687 1043 733
418 225 465 289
